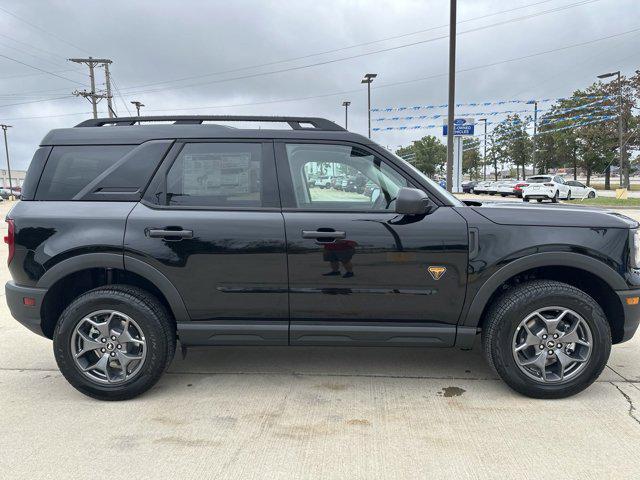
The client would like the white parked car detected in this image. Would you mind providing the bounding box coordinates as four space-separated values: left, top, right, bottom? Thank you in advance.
565 180 597 199
473 180 493 194
497 180 521 197
521 175 570 203
486 181 501 196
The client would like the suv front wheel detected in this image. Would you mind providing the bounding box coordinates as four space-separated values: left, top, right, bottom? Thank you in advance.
482 280 611 398
53 285 176 400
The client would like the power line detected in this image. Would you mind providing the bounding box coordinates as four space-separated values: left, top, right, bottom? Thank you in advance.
1 23 634 114
117 0 562 92
0 95 75 109
0 68 78 81
0 5 91 55
0 52 85 85
119 0 603 96
110 76 132 116
135 26 640 115
0 111 98 121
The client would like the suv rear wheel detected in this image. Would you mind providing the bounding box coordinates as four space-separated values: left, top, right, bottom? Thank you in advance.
482 280 611 398
53 285 176 401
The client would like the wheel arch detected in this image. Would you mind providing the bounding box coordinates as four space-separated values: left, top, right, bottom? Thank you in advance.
463 252 627 343
38 253 189 338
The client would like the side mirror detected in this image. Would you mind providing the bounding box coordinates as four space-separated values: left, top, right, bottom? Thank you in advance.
395 187 431 215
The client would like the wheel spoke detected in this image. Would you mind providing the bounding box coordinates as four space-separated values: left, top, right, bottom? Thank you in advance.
75 331 104 358
518 352 549 380
116 319 144 346
559 324 590 347
84 317 111 338
116 350 143 372
82 353 109 374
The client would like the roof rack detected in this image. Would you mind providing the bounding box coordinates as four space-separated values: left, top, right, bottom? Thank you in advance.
75 115 345 131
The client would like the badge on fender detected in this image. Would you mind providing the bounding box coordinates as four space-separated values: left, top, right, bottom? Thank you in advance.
428 266 446 280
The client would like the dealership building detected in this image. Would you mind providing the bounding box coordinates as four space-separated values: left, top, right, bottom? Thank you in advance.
0 169 26 189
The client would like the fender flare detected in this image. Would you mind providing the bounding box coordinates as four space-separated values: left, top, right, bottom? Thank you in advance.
37 252 190 322
461 252 627 327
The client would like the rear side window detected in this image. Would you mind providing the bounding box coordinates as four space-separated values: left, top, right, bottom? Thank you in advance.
21 146 51 201
35 145 133 200
165 143 264 207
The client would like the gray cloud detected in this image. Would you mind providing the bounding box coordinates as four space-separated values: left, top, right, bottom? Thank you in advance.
0 0 638 169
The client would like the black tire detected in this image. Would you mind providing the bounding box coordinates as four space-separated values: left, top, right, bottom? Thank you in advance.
551 191 559 203
567 190 572 200
482 280 611 399
537 199 543 203
588 191 596 199
53 285 176 401
523 197 530 202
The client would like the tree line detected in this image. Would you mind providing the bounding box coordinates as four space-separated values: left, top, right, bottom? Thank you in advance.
396 70 640 188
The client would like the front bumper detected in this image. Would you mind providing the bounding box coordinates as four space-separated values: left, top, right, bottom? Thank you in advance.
616 289 640 343
5 281 47 337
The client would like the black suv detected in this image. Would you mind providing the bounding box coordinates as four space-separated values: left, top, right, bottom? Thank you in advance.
5 116 640 400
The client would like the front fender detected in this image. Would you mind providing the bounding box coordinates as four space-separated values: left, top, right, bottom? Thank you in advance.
460 252 627 328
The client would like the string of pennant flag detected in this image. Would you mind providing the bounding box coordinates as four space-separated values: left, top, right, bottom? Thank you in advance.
456 116 616 153
370 95 615 113
373 113 615 133
373 98 615 123
373 104 616 123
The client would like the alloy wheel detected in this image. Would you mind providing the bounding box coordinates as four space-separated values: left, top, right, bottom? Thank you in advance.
512 306 592 383
71 310 147 384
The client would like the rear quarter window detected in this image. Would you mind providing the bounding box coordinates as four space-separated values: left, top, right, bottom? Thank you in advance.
35 145 134 200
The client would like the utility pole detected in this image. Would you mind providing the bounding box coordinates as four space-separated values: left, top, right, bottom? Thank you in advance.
1 124 14 195
103 62 115 118
445 0 457 193
479 118 487 180
342 101 351 129
69 57 113 119
361 74 377 138
597 70 624 188
131 101 145 117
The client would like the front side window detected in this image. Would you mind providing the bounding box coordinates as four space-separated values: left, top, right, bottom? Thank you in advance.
285 143 409 211
166 143 263 207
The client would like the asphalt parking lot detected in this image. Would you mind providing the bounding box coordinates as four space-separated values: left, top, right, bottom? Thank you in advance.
0 200 639 479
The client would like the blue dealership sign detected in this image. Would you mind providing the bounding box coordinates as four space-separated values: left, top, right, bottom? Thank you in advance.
443 118 475 136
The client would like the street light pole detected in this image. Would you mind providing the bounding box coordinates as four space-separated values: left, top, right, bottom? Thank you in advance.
597 70 624 188
531 100 538 176
479 118 487 180
361 74 377 138
1 124 14 194
445 0 457 193
342 101 351 129
130 100 145 117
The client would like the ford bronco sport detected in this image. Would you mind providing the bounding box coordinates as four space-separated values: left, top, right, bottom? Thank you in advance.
5 115 640 400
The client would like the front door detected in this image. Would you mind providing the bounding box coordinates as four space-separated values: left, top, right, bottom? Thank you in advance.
277 141 469 346
124 140 289 344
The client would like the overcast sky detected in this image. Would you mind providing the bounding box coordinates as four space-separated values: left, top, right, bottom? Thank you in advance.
0 0 639 170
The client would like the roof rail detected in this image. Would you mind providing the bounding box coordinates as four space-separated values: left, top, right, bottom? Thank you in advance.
75 116 345 131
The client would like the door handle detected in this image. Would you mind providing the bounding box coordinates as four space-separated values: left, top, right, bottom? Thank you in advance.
302 230 346 239
147 228 193 239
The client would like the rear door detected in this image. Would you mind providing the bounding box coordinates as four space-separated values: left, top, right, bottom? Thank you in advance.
124 140 289 344
276 141 469 346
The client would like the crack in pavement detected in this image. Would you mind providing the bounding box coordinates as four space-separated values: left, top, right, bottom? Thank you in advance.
611 382 640 426
606 365 640 392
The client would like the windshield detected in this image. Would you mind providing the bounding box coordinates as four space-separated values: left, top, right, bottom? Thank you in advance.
390 152 464 206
